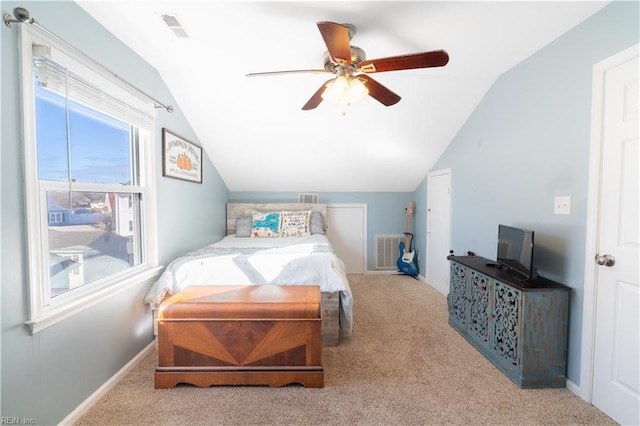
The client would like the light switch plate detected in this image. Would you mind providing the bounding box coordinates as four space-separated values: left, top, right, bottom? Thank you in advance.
554 196 571 215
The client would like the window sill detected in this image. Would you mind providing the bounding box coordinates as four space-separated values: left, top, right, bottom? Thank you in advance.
25 265 163 335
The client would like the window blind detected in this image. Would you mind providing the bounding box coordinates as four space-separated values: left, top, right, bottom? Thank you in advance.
34 55 155 131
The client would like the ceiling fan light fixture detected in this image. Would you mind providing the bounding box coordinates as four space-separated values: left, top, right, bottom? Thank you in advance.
331 75 350 95
349 77 368 101
321 74 368 105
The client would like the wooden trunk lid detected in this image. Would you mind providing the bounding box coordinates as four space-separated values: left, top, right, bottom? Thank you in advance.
158 285 321 320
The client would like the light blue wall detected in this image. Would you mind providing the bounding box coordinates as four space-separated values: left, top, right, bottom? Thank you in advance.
230 192 415 270
413 0 639 387
1 1 229 423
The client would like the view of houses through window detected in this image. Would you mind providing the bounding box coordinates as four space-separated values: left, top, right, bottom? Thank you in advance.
35 72 144 298
46 190 137 296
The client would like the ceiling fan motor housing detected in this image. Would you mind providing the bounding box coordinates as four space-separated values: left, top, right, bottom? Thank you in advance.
342 23 356 40
323 45 366 72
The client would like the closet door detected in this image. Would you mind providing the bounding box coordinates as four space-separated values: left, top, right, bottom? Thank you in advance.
326 204 366 274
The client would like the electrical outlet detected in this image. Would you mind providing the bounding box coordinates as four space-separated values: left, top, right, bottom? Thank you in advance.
554 196 571 215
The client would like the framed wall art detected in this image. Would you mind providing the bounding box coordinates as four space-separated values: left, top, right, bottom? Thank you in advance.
162 128 202 183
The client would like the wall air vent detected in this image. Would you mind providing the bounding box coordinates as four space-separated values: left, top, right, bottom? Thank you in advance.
374 234 404 270
298 193 319 204
161 14 190 38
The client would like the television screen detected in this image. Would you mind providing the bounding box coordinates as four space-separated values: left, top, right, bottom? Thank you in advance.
497 225 535 280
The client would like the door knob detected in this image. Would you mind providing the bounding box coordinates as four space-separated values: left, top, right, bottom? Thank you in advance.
594 254 615 267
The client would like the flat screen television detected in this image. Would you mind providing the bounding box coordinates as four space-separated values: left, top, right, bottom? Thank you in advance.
497 224 535 280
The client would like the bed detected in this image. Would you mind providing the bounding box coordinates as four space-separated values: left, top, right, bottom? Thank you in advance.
144 202 353 345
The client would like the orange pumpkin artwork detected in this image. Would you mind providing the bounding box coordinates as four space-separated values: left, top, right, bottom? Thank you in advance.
176 154 193 171
162 128 202 183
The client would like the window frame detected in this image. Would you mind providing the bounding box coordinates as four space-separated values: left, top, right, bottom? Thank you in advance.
19 26 161 334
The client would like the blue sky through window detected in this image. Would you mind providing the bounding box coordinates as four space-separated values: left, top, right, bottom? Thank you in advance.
35 84 133 185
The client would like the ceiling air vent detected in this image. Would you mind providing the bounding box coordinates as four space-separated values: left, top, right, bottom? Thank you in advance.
298 193 319 204
161 14 190 38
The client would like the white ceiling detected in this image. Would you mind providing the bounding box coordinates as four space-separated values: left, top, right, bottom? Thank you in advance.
77 1 609 192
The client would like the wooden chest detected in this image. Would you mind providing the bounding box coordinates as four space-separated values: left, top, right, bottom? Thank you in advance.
155 285 323 388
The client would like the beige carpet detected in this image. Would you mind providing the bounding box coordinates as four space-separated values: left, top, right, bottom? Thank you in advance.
75 274 615 425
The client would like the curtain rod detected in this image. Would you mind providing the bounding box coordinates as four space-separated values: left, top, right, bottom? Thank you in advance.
4 6 174 113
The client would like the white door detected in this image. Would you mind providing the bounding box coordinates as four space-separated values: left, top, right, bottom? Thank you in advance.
426 169 452 295
326 204 366 274
587 46 639 425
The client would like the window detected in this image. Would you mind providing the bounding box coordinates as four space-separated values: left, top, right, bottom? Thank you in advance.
20 27 160 333
49 212 64 224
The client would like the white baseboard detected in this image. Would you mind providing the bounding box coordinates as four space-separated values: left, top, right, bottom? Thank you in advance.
59 340 156 425
565 378 585 400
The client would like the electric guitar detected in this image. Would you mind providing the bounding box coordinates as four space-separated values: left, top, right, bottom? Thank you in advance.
397 202 419 276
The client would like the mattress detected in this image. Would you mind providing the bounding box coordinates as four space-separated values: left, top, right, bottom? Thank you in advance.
144 234 353 336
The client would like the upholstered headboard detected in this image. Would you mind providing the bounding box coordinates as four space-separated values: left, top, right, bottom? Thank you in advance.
226 203 327 235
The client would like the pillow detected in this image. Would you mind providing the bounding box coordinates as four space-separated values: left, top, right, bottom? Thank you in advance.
280 210 311 237
251 212 281 238
309 210 325 235
235 215 252 237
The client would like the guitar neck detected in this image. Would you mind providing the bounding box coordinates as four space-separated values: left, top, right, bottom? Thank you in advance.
404 215 411 247
404 202 414 249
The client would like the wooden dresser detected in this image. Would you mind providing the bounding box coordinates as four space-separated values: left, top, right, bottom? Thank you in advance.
155 285 323 388
447 255 571 388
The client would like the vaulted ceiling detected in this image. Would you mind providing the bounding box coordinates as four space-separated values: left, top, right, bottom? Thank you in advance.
77 1 609 192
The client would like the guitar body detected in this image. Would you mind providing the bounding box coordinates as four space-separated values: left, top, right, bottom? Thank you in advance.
397 241 419 276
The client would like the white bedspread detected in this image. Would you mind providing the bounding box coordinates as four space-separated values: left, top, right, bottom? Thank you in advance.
144 234 353 336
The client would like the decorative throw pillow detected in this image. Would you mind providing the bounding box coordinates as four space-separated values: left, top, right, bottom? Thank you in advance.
251 212 281 238
280 210 311 237
309 210 325 235
235 215 252 237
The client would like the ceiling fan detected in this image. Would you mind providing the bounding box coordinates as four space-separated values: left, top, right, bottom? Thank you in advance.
246 21 449 110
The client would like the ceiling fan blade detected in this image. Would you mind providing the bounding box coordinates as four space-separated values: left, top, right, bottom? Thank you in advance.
358 75 401 106
359 50 449 73
246 69 329 77
317 21 352 65
301 78 333 110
